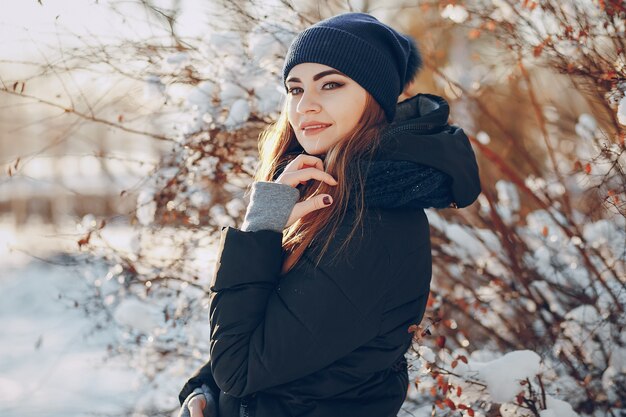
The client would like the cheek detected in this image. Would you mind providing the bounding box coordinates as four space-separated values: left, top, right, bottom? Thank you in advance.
287 107 297 131
335 100 363 131
342 90 365 121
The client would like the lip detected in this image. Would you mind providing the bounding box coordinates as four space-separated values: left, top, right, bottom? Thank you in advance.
300 121 332 130
302 124 331 136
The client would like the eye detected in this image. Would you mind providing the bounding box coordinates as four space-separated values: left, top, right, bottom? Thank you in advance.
287 81 344 96
322 81 343 90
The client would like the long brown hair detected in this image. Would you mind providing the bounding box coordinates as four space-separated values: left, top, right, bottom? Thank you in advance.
253 92 388 275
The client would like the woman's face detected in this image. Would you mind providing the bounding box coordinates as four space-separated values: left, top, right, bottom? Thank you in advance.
286 63 367 156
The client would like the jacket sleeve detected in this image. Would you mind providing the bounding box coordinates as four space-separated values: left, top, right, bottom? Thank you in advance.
207 217 389 398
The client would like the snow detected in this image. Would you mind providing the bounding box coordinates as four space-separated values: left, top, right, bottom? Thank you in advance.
144 74 166 100
575 113 597 141
441 5 469 23
542 394 579 417
490 0 515 22
113 298 164 334
603 346 626 402
186 81 218 113
224 98 251 129
476 131 491 144
0 219 223 417
558 305 609 369
136 187 157 226
0 255 142 417
616 95 626 125
165 52 191 69
495 180 520 225
459 350 542 403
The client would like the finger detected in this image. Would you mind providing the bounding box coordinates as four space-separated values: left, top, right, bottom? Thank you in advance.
188 395 206 417
298 163 319 184
283 154 325 173
190 406 203 417
286 194 333 227
279 168 338 188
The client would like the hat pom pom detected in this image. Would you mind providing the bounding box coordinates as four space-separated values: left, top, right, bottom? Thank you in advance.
404 37 423 87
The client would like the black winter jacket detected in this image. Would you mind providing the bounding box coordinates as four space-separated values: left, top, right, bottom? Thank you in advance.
178 93 481 417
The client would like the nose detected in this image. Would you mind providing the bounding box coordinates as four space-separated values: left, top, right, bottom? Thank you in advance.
296 89 321 114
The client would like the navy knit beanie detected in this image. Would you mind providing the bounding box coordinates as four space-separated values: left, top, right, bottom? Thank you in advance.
282 12 423 122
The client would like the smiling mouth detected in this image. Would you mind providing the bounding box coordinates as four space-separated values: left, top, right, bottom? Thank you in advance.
302 124 331 135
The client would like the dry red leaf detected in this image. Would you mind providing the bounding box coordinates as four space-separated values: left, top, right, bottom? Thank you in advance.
78 231 92 248
436 335 446 348
444 398 456 410
468 29 481 40
426 292 435 307
573 160 583 170
600 70 617 80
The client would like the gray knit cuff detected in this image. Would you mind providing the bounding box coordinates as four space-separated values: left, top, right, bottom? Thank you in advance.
241 181 300 233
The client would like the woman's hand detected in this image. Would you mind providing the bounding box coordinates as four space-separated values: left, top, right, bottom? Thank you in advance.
188 394 206 417
275 154 338 228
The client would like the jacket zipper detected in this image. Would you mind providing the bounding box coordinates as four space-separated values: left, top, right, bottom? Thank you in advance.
239 394 256 417
239 398 249 417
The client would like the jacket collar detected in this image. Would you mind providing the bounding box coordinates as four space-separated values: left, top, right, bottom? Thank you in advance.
373 93 481 208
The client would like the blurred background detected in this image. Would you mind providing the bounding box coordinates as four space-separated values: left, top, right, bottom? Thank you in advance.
1 1 624 416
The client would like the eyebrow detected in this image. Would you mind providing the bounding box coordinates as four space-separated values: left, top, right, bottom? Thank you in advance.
286 69 347 84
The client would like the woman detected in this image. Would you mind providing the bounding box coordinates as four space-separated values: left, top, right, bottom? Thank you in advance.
178 12 481 417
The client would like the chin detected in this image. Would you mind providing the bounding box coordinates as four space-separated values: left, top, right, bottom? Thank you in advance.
298 140 329 156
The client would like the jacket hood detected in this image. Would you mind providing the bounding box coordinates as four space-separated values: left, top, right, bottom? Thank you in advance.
374 93 481 208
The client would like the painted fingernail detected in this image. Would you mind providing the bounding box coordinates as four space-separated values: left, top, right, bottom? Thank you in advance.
323 196 332 205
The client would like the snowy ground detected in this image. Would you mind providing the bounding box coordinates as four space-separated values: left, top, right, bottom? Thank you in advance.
0 220 144 417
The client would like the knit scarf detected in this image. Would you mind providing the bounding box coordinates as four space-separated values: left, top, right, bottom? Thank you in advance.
355 159 453 209
277 150 453 210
